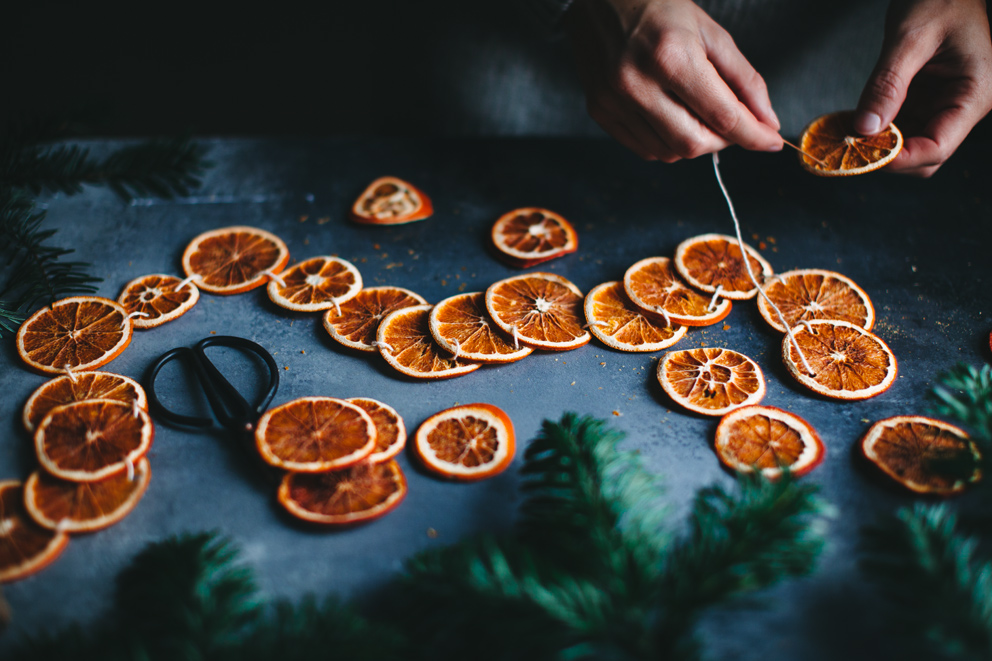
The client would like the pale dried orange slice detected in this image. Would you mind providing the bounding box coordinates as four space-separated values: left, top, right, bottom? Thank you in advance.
0 481 69 583
485 272 590 351
429 292 533 363
24 458 151 533
584 281 687 352
16 296 133 375
267 256 363 312
622 257 731 327
350 176 433 225
182 226 290 295
23 371 147 433
35 399 154 482
714 406 825 479
861 416 980 494
117 274 200 329
491 207 578 268
376 305 481 379
782 320 896 400
277 460 407 525
347 398 406 463
414 403 515 481
658 348 766 416
323 286 428 352
255 397 376 472
674 234 773 300
799 110 903 176
758 269 875 332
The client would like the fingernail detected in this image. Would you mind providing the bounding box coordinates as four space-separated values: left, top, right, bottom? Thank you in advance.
769 109 781 131
855 111 881 135
768 141 783 152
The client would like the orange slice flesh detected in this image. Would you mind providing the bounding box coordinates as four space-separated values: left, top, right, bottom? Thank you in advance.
862 416 981 494
0 481 69 583
429 292 533 363
323 286 428 352
35 399 154 483
350 176 433 225
491 207 578 267
799 110 903 176
278 460 407 525
485 272 590 351
782 320 896 400
714 406 825 479
623 257 731 327
182 226 290 295
758 269 875 333
376 305 481 379
23 371 147 433
255 397 376 472
117 274 200 329
24 457 151 533
16 296 133 375
414 403 515 481
658 348 766 416
674 234 773 300
584 281 687 352
347 398 407 463
267 256 363 312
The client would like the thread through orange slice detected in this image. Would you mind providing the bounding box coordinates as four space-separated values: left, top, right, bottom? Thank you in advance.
799 110 903 176
414 404 515 481
658 348 766 416
267 256 363 312
117 274 200 329
23 371 147 433
347 398 407 463
674 234 772 300
623 257 732 327
182 226 289 294
485 272 590 351
0 481 69 583
429 292 533 363
350 176 433 224
491 207 578 267
278 460 407 525
584 281 687 352
376 305 481 379
758 269 874 332
714 406 825 479
323 286 428 352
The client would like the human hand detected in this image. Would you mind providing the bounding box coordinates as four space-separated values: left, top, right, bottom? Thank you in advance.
564 0 783 162
855 0 992 177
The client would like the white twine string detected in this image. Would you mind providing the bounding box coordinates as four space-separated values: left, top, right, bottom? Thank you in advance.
583 320 609 328
371 340 395 354
652 306 674 328
330 297 342 317
263 269 287 288
63 364 78 383
176 274 200 291
707 285 725 312
122 311 149 328
448 337 463 359
56 519 69 534
510 325 521 350
132 399 143 419
125 457 135 482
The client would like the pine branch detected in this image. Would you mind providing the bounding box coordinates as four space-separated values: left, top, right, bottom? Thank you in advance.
932 363 992 444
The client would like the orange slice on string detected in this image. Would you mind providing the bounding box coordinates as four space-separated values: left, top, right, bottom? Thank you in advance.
429 292 533 363
23 371 146 433
674 233 773 300
798 110 903 176
24 458 151 533
782 320 897 400
414 403 515 481
376 305 481 379
350 176 433 225
347 398 407 463
323 286 428 352
35 399 154 483
485 272 590 351
584 281 687 352
16 296 133 375
490 207 578 267
758 269 875 332
714 405 825 479
861 416 981 494
117 274 200 329
0 481 69 583
278 460 407 525
182 226 290 294
658 348 766 416
267 256 363 312
623 257 732 327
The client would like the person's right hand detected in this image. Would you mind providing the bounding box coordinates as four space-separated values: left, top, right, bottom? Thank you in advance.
564 0 783 162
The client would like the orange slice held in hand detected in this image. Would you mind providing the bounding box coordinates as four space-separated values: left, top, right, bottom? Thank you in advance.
23 371 147 433
323 286 428 352
485 272 590 351
714 406 825 479
414 403 515 481
117 274 200 329
267 256 363 312
658 348 766 416
674 234 773 301
376 305 481 379
0 481 69 583
351 176 433 225
278 460 408 525
182 226 290 295
758 269 875 333
799 110 903 177
347 398 407 463
491 207 578 268
429 292 533 363
584 281 687 352
623 256 732 327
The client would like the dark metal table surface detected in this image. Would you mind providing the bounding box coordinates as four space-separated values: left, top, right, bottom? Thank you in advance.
2 137 990 659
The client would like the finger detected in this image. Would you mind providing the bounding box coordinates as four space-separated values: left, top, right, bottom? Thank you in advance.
888 104 976 172
854 36 939 135
637 93 732 159
702 25 780 130
588 95 672 161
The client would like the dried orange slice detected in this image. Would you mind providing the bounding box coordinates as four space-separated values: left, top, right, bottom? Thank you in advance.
429 292 533 363
0 481 69 583
674 234 773 300
485 272 590 351
861 416 981 494
714 406 825 479
16 296 133 375
799 110 903 176
658 348 766 416
347 398 406 463
23 371 147 433
117 274 200 329
376 305 481 379
24 458 151 533
255 397 376 472
182 226 289 295
267 256 363 312
350 176 433 225
491 207 578 267
758 269 875 333
414 403 515 481
584 281 687 352
35 399 154 482
623 257 732 327
278 460 407 525
782 320 896 400
323 286 428 352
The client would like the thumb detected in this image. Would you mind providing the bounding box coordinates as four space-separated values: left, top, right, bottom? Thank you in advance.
854 39 932 135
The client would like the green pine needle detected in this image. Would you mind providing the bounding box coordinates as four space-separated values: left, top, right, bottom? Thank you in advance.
932 363 992 444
